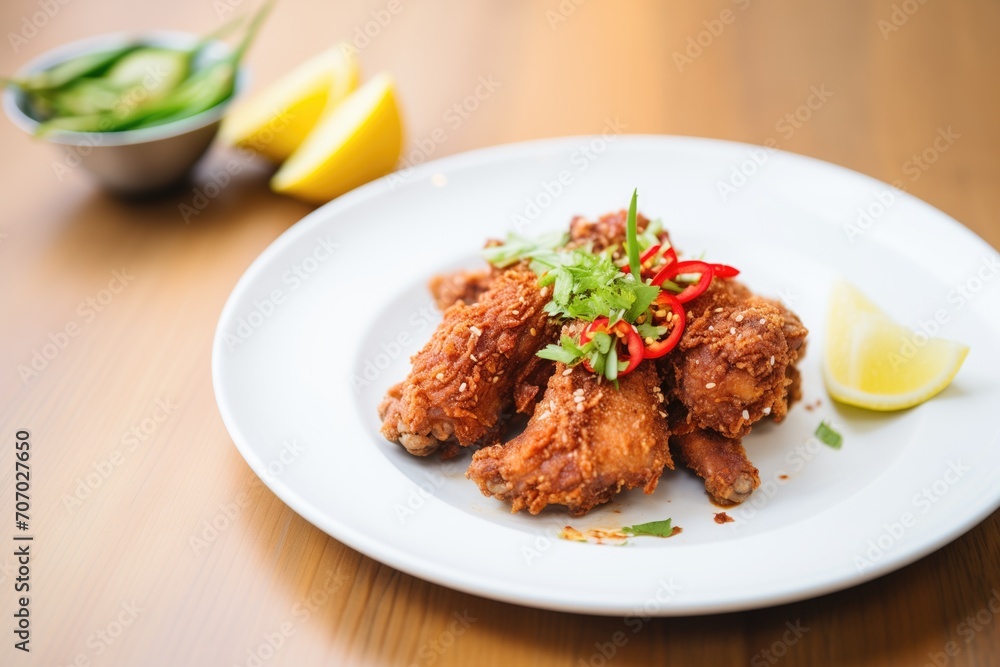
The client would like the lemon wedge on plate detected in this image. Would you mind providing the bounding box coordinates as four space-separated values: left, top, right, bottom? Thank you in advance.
270 73 403 204
219 45 359 162
823 282 969 411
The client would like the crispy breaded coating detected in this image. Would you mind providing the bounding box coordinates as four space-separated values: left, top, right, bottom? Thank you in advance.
428 267 496 311
379 268 556 456
567 210 665 254
671 429 760 505
663 279 808 439
467 362 673 516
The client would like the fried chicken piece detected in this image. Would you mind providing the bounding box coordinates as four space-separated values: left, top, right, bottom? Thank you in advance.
467 361 673 516
664 279 808 439
379 268 556 456
671 429 760 505
567 209 666 254
429 211 668 311
428 267 496 310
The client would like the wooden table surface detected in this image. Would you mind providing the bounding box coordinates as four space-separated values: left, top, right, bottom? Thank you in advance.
2 1 999 665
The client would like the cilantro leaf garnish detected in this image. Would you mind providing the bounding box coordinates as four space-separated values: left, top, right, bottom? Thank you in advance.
815 421 843 449
481 231 567 268
622 518 674 537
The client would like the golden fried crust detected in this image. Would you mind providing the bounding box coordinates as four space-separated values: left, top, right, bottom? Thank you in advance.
672 429 760 506
467 362 674 516
567 210 664 255
663 279 808 439
428 267 496 311
379 268 557 456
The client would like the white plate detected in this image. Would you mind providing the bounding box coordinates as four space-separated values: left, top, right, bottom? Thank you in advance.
212 136 1000 616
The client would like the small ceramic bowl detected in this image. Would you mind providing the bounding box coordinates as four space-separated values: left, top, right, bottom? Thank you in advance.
3 30 247 195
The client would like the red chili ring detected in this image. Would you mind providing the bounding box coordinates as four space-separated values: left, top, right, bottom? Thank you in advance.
643 292 686 359
654 260 715 303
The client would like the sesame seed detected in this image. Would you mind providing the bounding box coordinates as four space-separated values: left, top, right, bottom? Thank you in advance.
530 327 537 336
491 376 499 383
562 368 573 376
735 314 744 322
659 411 667 418
763 407 771 415
470 326 482 336
576 403 585 412
573 388 584 396
715 307 724 313
574 396 585 403
742 409 750 420
658 395 665 403
730 327 737 335
470 354 477 362
511 309 520 315
708 325 714 331
540 287 549 297
769 356 775 366
705 382 716 389
760 318 767 325
459 382 467 392
436 372 445 381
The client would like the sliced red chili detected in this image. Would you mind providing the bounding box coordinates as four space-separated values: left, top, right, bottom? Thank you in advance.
712 263 740 278
580 317 644 377
653 260 714 303
622 244 680 283
643 292 686 359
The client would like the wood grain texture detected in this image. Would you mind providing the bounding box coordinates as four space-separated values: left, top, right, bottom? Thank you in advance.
1 1 998 665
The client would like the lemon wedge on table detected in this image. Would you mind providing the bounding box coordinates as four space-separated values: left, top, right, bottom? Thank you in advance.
823 282 969 411
219 45 359 162
270 73 403 204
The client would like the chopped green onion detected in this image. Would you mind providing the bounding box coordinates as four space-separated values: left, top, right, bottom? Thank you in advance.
815 421 843 449
626 188 641 280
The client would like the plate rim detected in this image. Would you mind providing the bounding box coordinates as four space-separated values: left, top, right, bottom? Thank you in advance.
212 134 1000 616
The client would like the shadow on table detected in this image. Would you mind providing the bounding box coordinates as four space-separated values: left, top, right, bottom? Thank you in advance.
243 467 999 667
34 151 314 275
